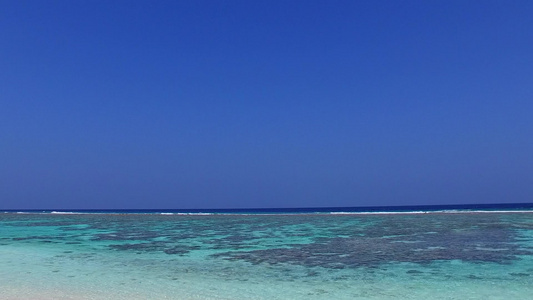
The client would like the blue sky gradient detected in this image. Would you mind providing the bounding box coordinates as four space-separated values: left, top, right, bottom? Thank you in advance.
1 0 532 209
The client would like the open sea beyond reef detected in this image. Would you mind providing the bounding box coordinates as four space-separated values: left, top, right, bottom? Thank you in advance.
1 204 533 299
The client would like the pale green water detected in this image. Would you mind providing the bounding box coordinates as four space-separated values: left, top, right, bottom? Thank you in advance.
1 212 533 299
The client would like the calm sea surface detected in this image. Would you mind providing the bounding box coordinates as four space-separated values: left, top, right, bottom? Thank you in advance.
1 204 533 299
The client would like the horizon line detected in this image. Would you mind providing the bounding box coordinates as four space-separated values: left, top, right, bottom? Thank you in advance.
3 202 533 212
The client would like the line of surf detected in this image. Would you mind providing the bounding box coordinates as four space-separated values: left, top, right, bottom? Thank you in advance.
3 209 533 216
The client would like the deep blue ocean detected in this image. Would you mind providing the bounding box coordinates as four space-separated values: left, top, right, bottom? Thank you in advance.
5 202 533 215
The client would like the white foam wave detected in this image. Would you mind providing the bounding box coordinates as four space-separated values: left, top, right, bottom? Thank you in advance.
329 211 430 215
50 211 92 215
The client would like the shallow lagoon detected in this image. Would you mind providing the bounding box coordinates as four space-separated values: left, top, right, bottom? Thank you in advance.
1 211 533 299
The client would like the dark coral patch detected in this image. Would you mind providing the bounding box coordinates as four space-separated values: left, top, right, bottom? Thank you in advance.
212 215 533 269
109 242 201 256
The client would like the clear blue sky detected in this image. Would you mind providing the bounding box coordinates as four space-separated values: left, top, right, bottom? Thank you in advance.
1 0 532 209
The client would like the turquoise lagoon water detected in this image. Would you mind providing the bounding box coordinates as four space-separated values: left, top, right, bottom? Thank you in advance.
1 209 533 299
